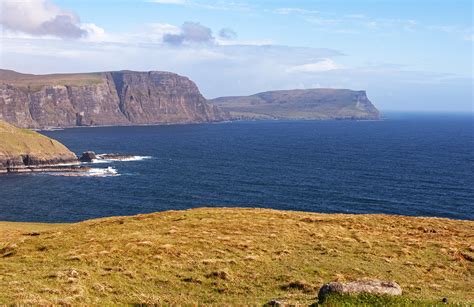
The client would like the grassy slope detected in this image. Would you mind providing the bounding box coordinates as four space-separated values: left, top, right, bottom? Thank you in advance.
0 120 76 160
0 69 103 92
0 208 472 305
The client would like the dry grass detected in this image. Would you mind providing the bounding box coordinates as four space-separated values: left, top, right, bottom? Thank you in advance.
0 208 472 305
1 72 104 92
0 120 75 160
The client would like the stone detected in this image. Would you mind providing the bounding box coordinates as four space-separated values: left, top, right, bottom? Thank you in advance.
318 279 402 301
79 151 97 162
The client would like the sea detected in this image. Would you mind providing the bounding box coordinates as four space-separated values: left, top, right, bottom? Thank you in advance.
1 112 472 222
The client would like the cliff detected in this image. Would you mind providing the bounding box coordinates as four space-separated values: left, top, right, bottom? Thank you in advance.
0 69 228 128
0 120 77 173
210 89 381 120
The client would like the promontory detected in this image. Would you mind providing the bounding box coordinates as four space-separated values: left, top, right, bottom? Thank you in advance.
0 120 77 173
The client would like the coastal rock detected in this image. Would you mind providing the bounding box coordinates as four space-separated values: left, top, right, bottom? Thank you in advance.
79 151 97 162
318 279 402 300
210 88 381 120
0 69 229 128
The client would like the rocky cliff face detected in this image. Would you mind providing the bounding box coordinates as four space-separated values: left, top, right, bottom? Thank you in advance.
210 89 381 120
0 69 228 128
0 120 77 173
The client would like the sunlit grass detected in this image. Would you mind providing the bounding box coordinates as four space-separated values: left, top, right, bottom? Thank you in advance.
0 208 472 304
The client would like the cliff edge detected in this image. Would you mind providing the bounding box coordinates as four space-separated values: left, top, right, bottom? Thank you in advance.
0 120 77 172
0 69 228 128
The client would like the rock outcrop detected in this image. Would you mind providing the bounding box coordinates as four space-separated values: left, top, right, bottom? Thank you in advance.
210 88 381 120
0 120 78 173
0 69 228 128
318 280 402 301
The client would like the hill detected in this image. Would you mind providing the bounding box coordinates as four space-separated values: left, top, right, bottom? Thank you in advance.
0 208 472 304
210 89 381 120
0 120 77 172
0 69 228 128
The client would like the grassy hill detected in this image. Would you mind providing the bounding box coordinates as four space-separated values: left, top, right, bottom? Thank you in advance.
0 208 472 305
0 120 77 168
210 89 381 120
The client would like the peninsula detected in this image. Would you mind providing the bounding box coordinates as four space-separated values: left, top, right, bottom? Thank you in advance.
210 89 381 120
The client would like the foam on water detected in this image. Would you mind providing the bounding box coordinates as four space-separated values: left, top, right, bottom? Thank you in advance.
47 166 119 177
91 154 152 163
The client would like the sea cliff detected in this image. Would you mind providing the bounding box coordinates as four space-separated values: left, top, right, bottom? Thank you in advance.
0 120 78 173
1 69 381 128
0 69 228 128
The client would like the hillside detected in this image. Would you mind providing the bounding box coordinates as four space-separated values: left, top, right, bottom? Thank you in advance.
0 208 472 305
210 89 381 120
0 69 228 128
0 120 77 172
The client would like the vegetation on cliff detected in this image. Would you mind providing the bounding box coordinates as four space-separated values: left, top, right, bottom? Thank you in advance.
0 208 472 304
0 120 77 170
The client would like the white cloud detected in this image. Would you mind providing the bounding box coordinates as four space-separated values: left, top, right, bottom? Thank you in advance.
287 59 344 73
0 0 86 38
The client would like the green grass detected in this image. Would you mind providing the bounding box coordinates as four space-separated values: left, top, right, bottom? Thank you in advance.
0 208 472 305
315 293 439 306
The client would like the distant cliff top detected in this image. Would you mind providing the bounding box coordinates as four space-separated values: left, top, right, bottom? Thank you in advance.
0 69 185 92
210 88 381 120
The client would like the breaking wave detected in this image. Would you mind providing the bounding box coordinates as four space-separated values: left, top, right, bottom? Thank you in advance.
47 166 119 177
91 154 152 163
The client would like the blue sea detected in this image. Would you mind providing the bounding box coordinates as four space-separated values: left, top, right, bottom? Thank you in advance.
1 113 473 222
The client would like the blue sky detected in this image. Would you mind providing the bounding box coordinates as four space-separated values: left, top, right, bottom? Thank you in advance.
1 0 472 112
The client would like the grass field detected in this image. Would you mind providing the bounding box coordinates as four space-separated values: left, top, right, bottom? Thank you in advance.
0 208 472 305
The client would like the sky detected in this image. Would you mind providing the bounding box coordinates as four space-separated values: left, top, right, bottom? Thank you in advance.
0 0 472 112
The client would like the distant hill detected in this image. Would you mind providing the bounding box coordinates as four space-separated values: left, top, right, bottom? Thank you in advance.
0 120 77 172
0 69 228 128
210 89 381 120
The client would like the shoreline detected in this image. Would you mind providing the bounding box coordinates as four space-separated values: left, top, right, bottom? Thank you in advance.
32 117 384 132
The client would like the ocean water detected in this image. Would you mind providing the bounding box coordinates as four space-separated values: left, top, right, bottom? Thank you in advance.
0 113 472 222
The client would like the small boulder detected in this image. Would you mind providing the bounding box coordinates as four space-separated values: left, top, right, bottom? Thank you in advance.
79 151 97 162
318 279 402 301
